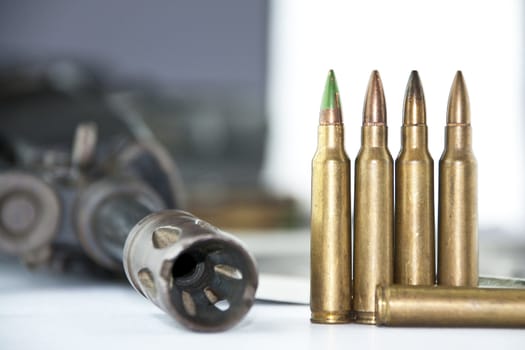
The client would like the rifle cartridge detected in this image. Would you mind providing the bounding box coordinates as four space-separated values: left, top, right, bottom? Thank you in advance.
354 71 394 324
376 284 525 327
395 71 435 286
310 70 352 323
437 71 478 287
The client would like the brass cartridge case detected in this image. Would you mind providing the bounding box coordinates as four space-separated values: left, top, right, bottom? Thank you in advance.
376 285 525 327
353 71 394 324
310 70 352 323
395 71 435 285
438 71 478 287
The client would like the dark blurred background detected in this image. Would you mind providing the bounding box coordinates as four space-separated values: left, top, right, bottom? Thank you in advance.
0 0 267 94
0 0 300 230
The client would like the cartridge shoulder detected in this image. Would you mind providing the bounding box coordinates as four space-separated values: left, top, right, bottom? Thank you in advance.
356 147 393 164
313 148 350 163
439 149 476 164
396 149 433 164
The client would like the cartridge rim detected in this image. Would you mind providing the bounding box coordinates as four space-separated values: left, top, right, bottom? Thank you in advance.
310 311 353 324
354 310 377 325
375 285 388 325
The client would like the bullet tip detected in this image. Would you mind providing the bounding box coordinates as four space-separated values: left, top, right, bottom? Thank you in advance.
403 70 426 125
363 70 386 125
321 70 340 110
447 71 470 125
320 70 342 124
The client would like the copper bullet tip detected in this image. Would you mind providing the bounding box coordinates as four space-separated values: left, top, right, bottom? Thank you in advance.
363 70 386 125
447 71 470 125
403 71 426 126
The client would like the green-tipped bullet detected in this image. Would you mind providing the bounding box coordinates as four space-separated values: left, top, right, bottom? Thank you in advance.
311 70 352 323
319 70 342 124
321 70 341 111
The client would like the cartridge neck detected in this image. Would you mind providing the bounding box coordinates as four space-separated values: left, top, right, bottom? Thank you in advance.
317 125 345 150
361 125 387 148
401 125 428 150
444 125 472 150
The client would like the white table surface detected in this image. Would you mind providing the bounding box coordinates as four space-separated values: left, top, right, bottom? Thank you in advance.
1 229 525 349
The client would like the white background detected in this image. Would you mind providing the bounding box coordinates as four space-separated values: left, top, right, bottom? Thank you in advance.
263 0 525 234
